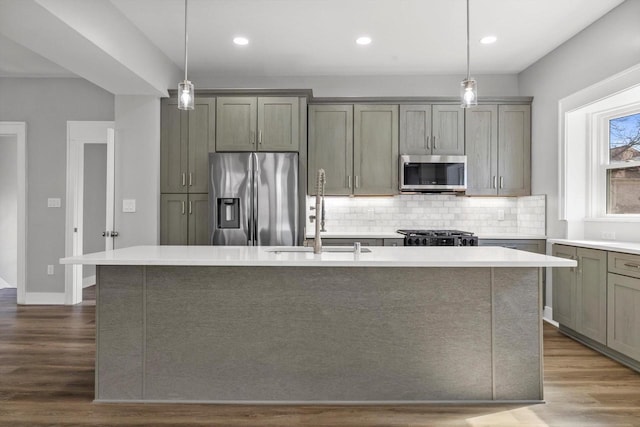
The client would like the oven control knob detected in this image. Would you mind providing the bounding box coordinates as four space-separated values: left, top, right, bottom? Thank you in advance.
421 238 427 246
470 239 476 246
461 239 467 246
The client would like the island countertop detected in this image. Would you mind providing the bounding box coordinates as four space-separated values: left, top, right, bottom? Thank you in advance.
60 245 576 268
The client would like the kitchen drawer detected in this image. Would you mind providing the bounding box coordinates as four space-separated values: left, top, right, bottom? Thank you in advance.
307 238 382 247
608 252 640 279
383 238 404 247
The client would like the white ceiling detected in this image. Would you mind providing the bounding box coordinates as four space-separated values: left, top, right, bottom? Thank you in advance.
110 0 624 76
0 0 625 84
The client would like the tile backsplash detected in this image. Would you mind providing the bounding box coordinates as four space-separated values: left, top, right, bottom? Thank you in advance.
306 194 546 236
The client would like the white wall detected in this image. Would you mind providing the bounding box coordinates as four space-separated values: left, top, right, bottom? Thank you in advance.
518 0 640 240
191 74 520 98
0 135 17 288
83 143 107 280
114 96 160 249
0 78 114 294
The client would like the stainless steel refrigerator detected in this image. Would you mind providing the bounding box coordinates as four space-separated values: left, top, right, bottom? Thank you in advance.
209 152 299 246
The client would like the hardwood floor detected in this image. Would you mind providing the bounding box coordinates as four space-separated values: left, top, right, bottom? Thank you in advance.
0 287 639 426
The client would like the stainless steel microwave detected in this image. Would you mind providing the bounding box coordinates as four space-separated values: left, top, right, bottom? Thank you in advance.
399 155 467 192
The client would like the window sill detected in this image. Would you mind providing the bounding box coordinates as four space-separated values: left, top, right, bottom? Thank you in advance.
585 216 640 223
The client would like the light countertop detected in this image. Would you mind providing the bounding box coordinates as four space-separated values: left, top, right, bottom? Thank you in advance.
548 239 640 255
60 245 575 268
477 234 547 240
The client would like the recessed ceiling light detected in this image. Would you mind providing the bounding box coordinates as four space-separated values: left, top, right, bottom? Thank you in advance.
233 36 249 46
480 35 497 44
356 36 372 45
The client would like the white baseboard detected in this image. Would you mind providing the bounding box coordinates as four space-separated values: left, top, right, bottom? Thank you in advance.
23 292 66 305
83 275 96 288
543 306 558 327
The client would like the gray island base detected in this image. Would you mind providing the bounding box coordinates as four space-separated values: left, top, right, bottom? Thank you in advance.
96 265 542 403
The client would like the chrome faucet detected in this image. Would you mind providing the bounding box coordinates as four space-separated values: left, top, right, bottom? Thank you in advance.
309 168 326 254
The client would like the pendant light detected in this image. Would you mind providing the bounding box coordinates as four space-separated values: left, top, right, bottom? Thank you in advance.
460 0 477 108
178 0 194 110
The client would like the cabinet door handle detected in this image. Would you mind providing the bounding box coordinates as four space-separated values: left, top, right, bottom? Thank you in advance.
425 135 430 150
189 172 193 186
499 176 504 189
433 136 437 150
493 176 497 189
623 263 640 269
181 201 185 215
182 173 186 186
189 201 192 214
258 130 263 145
347 175 352 189
250 131 255 145
355 175 360 188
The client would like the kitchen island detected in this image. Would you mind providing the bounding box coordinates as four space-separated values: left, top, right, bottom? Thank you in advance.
61 245 575 403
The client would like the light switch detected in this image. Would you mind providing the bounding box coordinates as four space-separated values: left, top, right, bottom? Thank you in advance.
47 198 61 208
122 199 136 213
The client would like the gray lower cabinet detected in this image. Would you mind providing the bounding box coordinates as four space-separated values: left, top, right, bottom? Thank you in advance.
607 251 640 361
552 244 607 345
607 272 640 361
399 104 464 155
160 97 215 194
466 104 531 196
305 237 403 247
552 245 577 329
308 104 398 196
160 194 209 245
216 96 299 152
479 238 545 254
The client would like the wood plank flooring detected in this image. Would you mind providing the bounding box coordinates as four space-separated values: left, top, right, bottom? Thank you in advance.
0 286 639 426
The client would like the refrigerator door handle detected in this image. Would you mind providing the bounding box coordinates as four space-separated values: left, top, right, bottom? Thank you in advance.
252 152 259 246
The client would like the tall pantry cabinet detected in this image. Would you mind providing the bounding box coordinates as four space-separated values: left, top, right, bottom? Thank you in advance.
160 97 215 245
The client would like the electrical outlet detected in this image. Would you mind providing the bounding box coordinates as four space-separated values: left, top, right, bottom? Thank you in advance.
47 265 54 275
601 231 616 240
47 198 61 208
497 209 505 221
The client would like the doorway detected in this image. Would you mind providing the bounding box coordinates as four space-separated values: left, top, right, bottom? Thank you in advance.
0 122 26 304
65 122 115 305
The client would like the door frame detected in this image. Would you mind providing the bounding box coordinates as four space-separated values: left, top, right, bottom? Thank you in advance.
65 121 115 305
0 122 26 304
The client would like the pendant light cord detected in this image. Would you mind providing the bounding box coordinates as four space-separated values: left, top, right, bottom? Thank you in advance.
466 0 470 80
184 0 188 81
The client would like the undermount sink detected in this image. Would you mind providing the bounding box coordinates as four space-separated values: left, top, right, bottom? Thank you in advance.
265 246 372 254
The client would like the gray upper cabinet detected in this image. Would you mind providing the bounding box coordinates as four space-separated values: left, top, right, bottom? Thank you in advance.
498 105 531 196
216 97 257 152
161 98 215 194
257 97 300 151
308 104 398 196
354 104 399 195
432 105 465 155
399 104 463 155
465 105 498 196
308 105 353 195
466 104 530 196
216 96 299 152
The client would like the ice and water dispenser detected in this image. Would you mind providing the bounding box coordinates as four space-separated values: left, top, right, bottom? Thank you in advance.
217 198 240 229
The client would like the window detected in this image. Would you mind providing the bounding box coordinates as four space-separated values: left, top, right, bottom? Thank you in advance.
606 112 640 214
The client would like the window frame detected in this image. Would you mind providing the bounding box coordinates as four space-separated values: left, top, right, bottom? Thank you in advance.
590 104 640 220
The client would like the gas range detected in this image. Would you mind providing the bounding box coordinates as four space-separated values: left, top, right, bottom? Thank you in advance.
396 229 478 247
